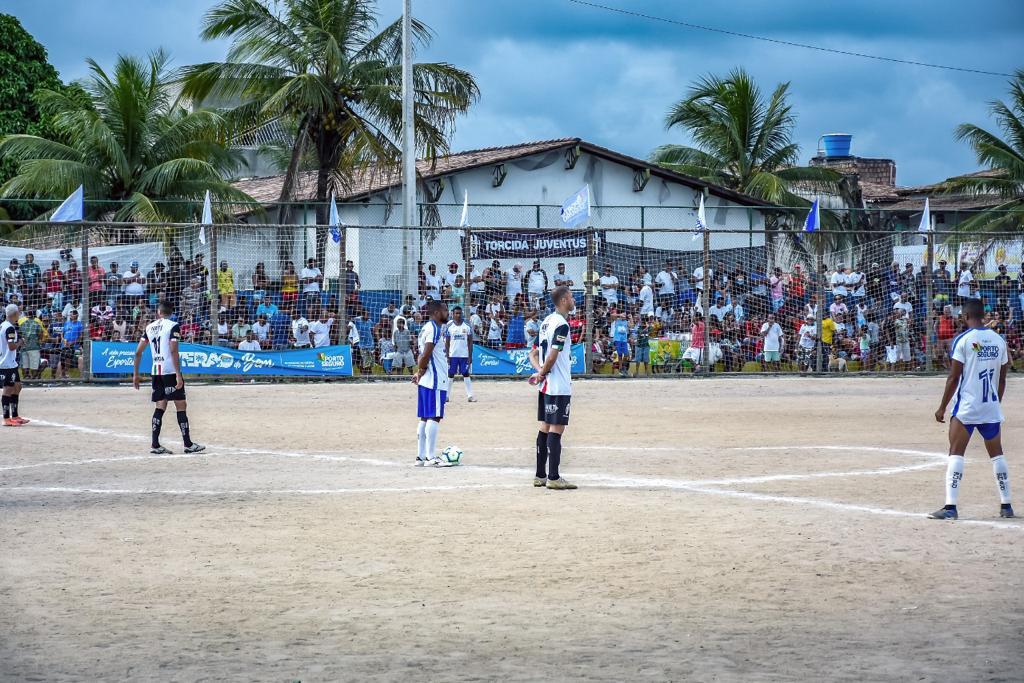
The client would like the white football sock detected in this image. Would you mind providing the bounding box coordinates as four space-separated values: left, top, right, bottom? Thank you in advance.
991 455 1011 504
945 455 965 506
464 377 474 398
416 421 426 460
425 420 439 460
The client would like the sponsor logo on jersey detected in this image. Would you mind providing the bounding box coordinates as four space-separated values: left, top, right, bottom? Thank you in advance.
971 341 1001 359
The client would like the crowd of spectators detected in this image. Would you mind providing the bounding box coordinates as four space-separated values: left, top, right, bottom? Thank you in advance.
3 248 1023 378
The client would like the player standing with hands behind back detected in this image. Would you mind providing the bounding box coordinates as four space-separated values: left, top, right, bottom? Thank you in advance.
133 301 205 455
529 286 577 490
413 300 451 466
2 303 29 426
929 298 1013 520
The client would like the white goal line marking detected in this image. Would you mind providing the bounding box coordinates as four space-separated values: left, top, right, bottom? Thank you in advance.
10 419 1017 531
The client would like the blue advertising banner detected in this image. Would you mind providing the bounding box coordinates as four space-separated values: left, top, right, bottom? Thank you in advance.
91 341 353 377
472 343 586 376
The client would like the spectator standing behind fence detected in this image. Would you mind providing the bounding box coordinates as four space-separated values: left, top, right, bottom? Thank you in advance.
181 278 204 319
123 261 145 307
391 317 415 375
423 264 442 300
44 261 65 312
290 309 311 349
769 267 785 312
310 311 334 348
218 261 237 310
527 260 547 309
553 263 574 290
638 278 654 316
104 262 122 307
300 258 323 309
760 313 784 372
830 265 849 299
59 309 83 377
993 265 1013 302
252 262 269 301
525 309 540 349
18 309 46 380
344 260 361 314
957 262 977 303
599 264 619 306
280 261 299 309
443 262 460 290
506 263 524 306
3 258 23 302
796 314 817 373
468 263 485 306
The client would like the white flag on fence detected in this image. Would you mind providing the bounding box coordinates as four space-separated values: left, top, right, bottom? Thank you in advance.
692 193 708 241
199 190 212 245
458 190 469 236
917 197 932 233
51 185 84 222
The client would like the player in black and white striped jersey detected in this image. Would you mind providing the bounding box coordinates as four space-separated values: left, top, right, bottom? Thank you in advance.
132 301 205 455
1 303 28 426
528 286 577 490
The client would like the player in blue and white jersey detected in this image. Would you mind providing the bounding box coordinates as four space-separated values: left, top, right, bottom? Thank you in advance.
929 298 1013 520
444 305 476 403
412 300 450 466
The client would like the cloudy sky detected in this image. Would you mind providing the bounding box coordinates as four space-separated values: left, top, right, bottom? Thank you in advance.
5 0 1021 185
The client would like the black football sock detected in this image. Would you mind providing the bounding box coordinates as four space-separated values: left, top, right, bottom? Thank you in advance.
546 432 562 481
1 396 9 419
535 430 548 479
151 408 165 448
176 411 193 447
10 396 18 418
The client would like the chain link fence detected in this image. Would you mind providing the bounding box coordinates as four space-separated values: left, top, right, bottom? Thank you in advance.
1 206 1022 380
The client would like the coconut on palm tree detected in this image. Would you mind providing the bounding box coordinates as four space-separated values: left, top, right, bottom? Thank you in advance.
0 49 253 228
180 0 480 262
946 69 1024 232
651 68 845 210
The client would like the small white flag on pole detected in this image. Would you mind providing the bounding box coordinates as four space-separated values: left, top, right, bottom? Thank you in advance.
51 185 84 222
692 193 708 241
458 189 469 236
198 190 212 244
917 197 931 233
329 192 342 243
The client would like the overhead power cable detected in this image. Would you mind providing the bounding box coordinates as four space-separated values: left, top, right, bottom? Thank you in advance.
566 0 1014 78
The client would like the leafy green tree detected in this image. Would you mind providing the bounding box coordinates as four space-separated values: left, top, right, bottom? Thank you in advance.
947 69 1024 232
0 49 254 226
181 0 479 262
0 14 64 222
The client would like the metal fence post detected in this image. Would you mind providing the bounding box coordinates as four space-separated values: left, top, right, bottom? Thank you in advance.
815 232 825 374
701 225 711 375
925 227 935 372
209 222 219 346
584 229 595 373
80 225 91 381
338 223 348 344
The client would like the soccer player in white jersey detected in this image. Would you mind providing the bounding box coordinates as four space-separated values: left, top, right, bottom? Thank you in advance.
929 298 1013 520
132 301 205 455
413 300 451 466
1 303 29 426
444 306 476 403
528 285 577 490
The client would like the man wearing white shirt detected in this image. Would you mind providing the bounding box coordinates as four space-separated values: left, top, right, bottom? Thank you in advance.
291 312 312 349
760 313 784 372
309 313 335 348
506 264 524 304
468 265 485 306
957 263 977 302
526 260 548 309
691 265 711 296
424 264 443 300
252 315 271 344
708 296 732 322
848 267 866 300
638 281 655 315
655 262 677 308
552 263 574 289
830 265 849 298
300 258 323 295
599 264 619 306
238 331 262 352
442 262 461 288
796 314 818 373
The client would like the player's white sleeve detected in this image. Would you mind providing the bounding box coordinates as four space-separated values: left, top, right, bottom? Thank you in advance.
951 336 966 364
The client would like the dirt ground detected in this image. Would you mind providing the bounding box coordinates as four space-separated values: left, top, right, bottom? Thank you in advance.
2 377 1023 682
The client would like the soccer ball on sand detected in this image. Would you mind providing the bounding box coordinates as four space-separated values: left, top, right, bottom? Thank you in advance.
441 446 463 466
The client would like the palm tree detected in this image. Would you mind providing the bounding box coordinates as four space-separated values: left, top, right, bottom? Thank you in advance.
180 0 480 262
947 69 1024 232
0 49 253 229
651 68 860 263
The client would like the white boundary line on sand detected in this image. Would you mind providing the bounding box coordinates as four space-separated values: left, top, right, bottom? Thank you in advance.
6 419 1020 531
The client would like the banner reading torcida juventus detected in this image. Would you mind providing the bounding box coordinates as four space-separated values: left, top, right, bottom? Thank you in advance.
91 341 353 376
464 231 603 259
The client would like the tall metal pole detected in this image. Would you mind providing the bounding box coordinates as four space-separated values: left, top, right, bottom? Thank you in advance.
584 230 595 373
401 0 417 295
80 226 91 381
701 223 711 375
814 233 825 373
925 222 935 372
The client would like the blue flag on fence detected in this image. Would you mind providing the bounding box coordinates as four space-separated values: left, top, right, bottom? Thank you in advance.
329 192 341 243
803 198 820 233
560 184 591 228
51 185 83 222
